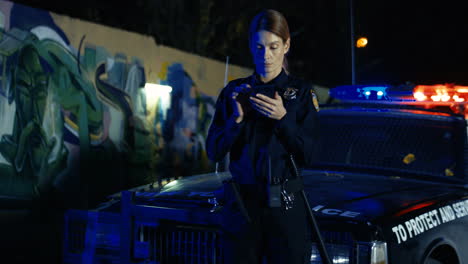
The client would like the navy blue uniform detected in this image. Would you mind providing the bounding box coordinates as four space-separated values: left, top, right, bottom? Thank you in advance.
206 70 319 264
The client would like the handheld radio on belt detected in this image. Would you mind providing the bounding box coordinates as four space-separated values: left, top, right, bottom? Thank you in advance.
267 156 282 208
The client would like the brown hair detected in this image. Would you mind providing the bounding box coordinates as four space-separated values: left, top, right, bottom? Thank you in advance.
249 9 290 71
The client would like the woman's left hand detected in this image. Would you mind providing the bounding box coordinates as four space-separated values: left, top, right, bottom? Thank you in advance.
250 91 287 120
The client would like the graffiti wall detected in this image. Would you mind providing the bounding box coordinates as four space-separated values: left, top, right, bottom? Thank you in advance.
0 0 252 208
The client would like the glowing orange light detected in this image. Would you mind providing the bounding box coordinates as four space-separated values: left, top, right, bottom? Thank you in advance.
455 87 468 93
356 37 368 48
413 91 427 101
453 95 465 102
441 93 451 102
413 84 468 103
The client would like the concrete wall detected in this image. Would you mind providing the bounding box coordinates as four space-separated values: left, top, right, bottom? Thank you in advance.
0 0 328 207
0 0 252 207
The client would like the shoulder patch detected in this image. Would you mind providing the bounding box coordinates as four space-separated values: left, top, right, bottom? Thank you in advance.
311 90 320 112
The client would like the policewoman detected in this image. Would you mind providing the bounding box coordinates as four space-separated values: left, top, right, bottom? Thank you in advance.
206 9 320 264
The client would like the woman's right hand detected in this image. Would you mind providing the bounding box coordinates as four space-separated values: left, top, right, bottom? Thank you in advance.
231 83 252 123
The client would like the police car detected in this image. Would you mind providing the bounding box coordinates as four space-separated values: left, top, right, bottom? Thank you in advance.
63 83 467 264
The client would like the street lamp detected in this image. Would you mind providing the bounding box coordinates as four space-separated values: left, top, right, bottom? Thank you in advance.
350 0 368 84
356 37 368 48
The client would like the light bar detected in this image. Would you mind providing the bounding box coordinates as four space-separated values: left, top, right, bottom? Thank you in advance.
329 85 391 101
329 83 467 118
413 84 467 103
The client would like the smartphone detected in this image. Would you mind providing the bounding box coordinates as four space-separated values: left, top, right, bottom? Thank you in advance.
252 84 276 98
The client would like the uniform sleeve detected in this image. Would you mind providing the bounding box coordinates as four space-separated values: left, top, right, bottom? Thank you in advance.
274 83 320 166
206 84 246 162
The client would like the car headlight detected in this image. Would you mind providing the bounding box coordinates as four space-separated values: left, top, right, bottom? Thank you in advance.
310 244 352 264
371 241 388 264
309 240 388 264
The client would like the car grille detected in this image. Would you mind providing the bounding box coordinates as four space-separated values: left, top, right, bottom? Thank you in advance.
134 226 369 264
66 219 87 254
64 210 370 264
135 223 224 264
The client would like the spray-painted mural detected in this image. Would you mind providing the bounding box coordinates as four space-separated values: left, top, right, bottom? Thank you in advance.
0 1 250 208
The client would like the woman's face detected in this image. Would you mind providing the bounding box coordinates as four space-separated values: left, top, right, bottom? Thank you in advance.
250 30 290 77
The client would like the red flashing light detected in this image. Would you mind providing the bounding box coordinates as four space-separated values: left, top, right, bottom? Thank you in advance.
411 84 468 118
413 84 467 103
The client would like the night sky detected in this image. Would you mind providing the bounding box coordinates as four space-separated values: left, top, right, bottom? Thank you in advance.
9 0 468 87
350 1 468 86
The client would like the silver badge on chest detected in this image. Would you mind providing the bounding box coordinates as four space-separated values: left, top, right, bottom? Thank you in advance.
283 87 298 100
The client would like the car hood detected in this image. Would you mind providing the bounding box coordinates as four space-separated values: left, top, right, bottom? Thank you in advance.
300 169 467 223
112 169 467 223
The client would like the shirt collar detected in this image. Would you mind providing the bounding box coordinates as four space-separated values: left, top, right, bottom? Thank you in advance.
252 69 289 87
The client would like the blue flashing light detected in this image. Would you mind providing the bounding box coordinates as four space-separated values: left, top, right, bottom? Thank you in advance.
330 85 390 101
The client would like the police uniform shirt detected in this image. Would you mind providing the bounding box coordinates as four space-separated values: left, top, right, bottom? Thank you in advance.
206 69 319 187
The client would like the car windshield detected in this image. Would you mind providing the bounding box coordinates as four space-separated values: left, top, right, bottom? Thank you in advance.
312 106 467 180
